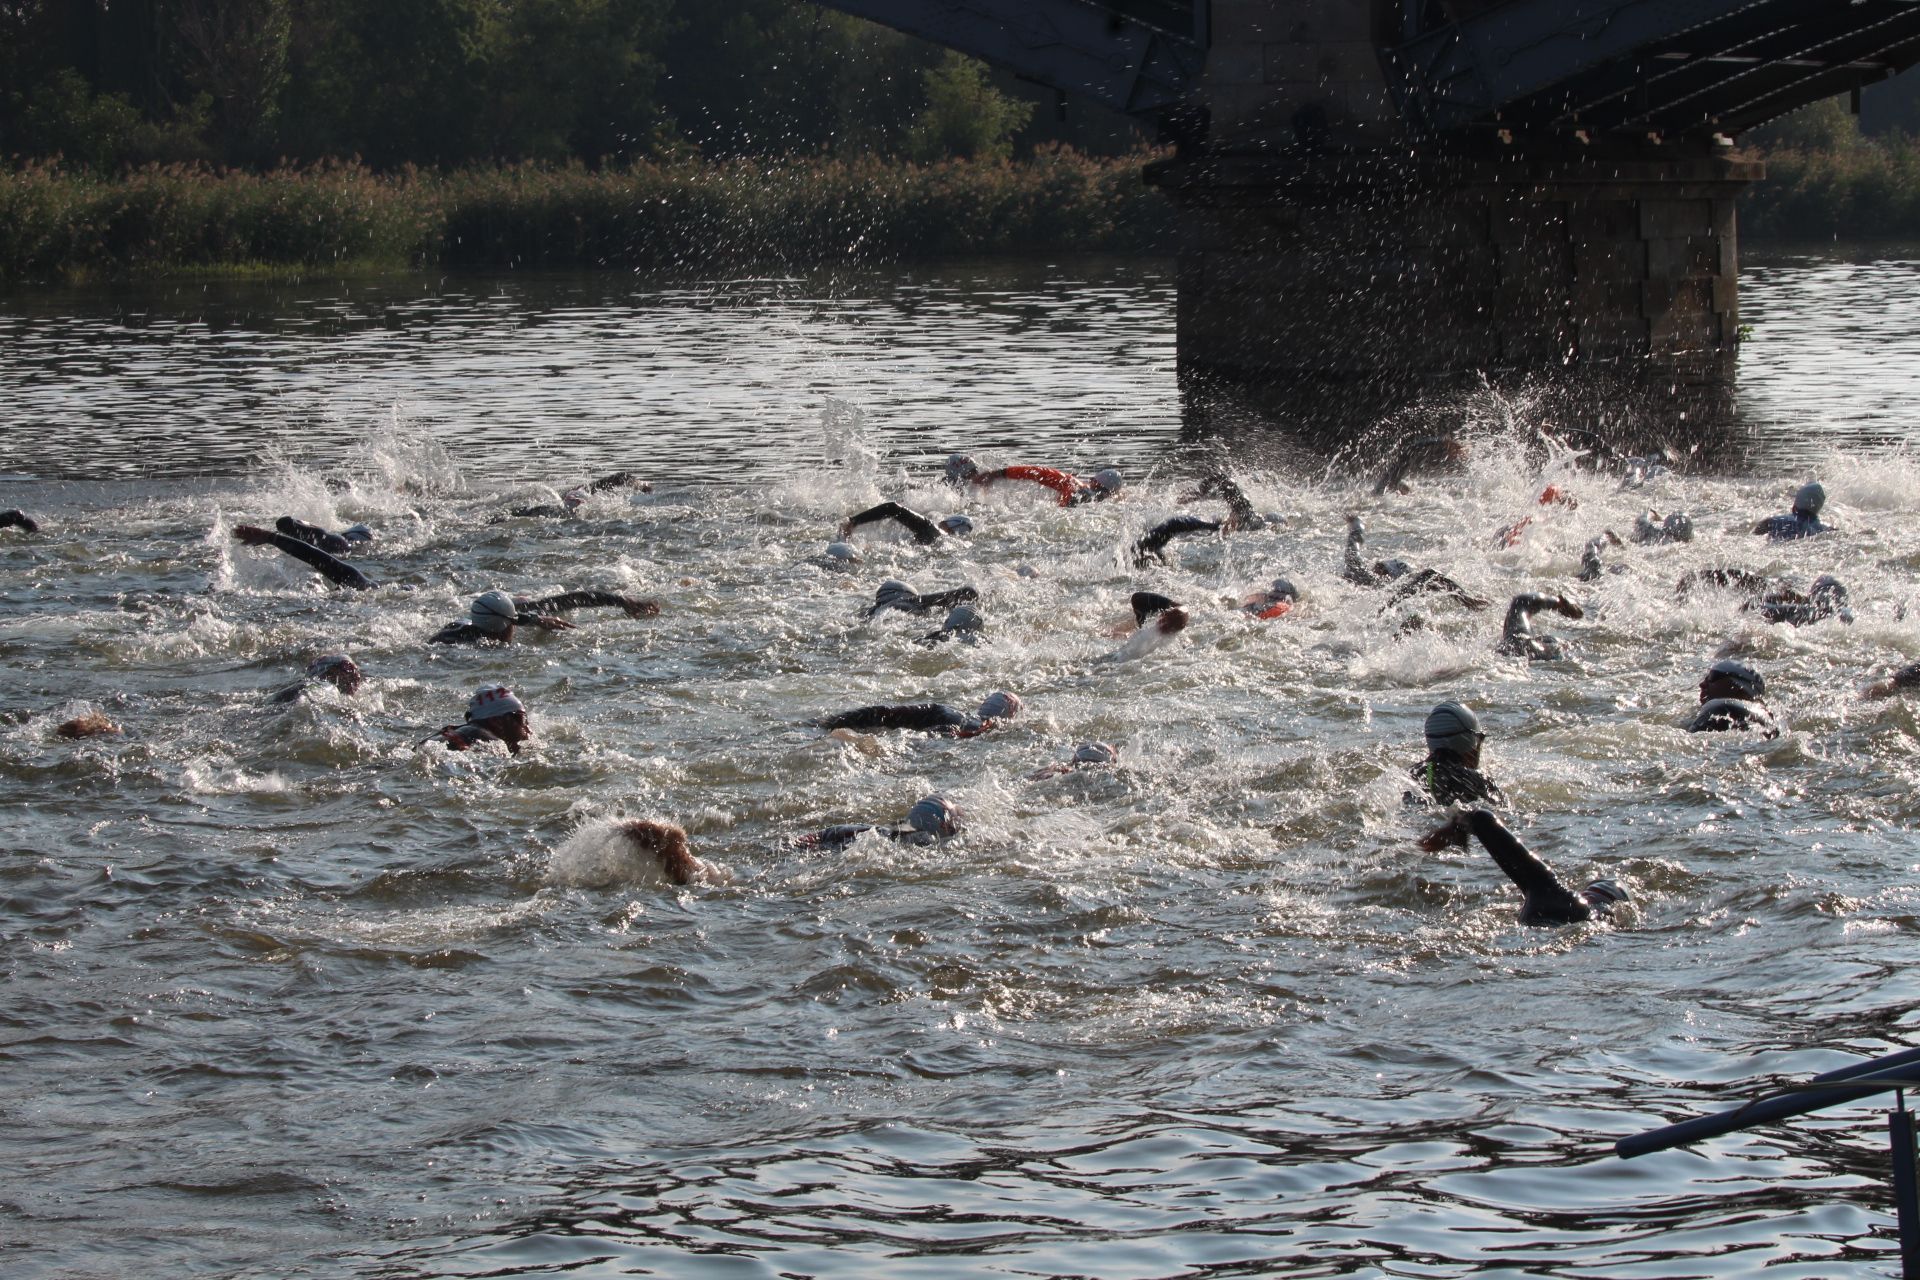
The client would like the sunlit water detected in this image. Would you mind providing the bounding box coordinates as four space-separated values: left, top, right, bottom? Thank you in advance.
3 251 1920 1279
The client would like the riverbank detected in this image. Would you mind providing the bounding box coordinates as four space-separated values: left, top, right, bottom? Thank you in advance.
5 141 1915 283
0 151 1175 283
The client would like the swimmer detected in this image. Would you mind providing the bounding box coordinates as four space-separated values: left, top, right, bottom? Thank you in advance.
868 579 980 618
1372 435 1466 496
840 501 973 545
1862 661 1920 700
1753 480 1834 541
1577 532 1625 583
970 462 1124 506
1345 516 1490 609
273 516 373 555
791 794 962 849
426 684 531 753
1101 591 1189 663
268 653 363 705
231 524 373 590
507 470 652 518
428 588 658 645
1131 515 1224 567
1027 741 1120 780
1685 658 1778 738
1419 808 1628 927
1494 484 1579 549
1754 575 1853 626
1407 700 1506 807
614 819 715 886
1187 472 1281 531
818 689 1021 739
1 509 40 533
1498 592 1582 661
55 711 122 739
1241 576 1300 620
918 603 985 646
1632 510 1694 545
1675 567 1776 600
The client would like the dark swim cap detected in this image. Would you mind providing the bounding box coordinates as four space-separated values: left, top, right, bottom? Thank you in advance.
906 794 961 837
1707 658 1765 699
1793 481 1826 517
1424 700 1483 753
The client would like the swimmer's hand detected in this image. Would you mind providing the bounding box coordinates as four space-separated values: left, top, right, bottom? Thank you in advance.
1554 595 1585 620
232 525 274 546
837 519 854 539
525 614 576 632
621 597 661 618
1417 814 1471 853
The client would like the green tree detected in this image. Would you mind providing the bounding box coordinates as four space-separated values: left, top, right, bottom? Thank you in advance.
905 51 1033 162
174 0 291 162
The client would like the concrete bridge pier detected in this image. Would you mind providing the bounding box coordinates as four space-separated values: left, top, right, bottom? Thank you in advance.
1148 148 1762 445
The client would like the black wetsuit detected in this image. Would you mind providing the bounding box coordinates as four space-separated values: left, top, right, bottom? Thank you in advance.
1459 809 1611 927
275 516 369 555
1407 756 1507 807
427 590 656 644
797 822 940 849
1130 591 1182 627
428 721 519 752
1194 474 1269 530
1 509 40 533
1499 593 1568 660
1887 663 1920 693
1373 436 1462 496
845 501 944 546
869 585 978 618
1686 698 1778 738
819 703 983 735
1346 524 1484 608
1754 596 1844 627
247 530 373 590
1754 511 1832 541
1131 516 1223 567
1676 568 1774 599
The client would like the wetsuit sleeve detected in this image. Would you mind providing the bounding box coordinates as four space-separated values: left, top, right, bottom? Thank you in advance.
429 622 485 645
844 502 941 545
821 703 967 732
259 531 373 590
522 590 653 616
275 517 350 555
1502 593 1560 637
1893 663 1920 691
1465 809 1591 925
586 471 639 492
916 586 979 611
1 509 40 533
1131 516 1223 565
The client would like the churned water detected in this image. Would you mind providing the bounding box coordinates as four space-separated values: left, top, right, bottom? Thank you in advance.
2 251 1920 1279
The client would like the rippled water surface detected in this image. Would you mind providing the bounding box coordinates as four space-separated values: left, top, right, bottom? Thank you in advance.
3 252 1920 1279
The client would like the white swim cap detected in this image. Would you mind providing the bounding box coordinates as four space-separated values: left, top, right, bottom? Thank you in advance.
1794 481 1826 516
938 514 974 537
466 684 525 722
945 454 978 483
1089 468 1124 494
471 590 519 634
1072 741 1119 764
872 580 918 612
824 541 860 563
977 690 1022 720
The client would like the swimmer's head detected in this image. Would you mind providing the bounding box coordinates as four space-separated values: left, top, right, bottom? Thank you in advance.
1811 575 1854 622
905 794 962 838
1663 512 1694 542
1793 480 1826 518
938 514 974 537
824 541 861 564
946 454 980 484
1131 590 1181 628
470 590 519 636
1704 658 1765 701
977 690 1022 721
1583 878 1629 908
1072 741 1120 765
941 603 985 635
1424 700 1485 760
1267 577 1300 602
872 579 918 613
306 653 362 695
561 487 589 510
1088 468 1124 497
1379 558 1413 581
341 523 374 543
467 684 525 722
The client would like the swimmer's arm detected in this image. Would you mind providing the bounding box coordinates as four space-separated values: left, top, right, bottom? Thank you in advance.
841 501 940 545
2 509 41 533
1132 516 1221 565
1459 809 1589 922
821 703 959 732
1863 662 1920 700
275 516 348 554
586 471 649 493
522 590 659 619
916 586 979 612
233 525 372 590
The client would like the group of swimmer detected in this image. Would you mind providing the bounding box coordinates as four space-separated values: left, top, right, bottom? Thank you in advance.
8 446 1915 909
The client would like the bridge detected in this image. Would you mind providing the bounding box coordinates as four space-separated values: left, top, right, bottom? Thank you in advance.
809 0 1920 429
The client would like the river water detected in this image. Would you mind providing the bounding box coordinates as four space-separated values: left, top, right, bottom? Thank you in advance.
2 248 1919 1279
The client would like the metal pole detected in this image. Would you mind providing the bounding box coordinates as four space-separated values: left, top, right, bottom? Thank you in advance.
1619 1053 1920 1159
1890 1100 1920 1280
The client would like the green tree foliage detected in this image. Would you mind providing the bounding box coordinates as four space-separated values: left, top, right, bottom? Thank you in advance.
905 51 1034 163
